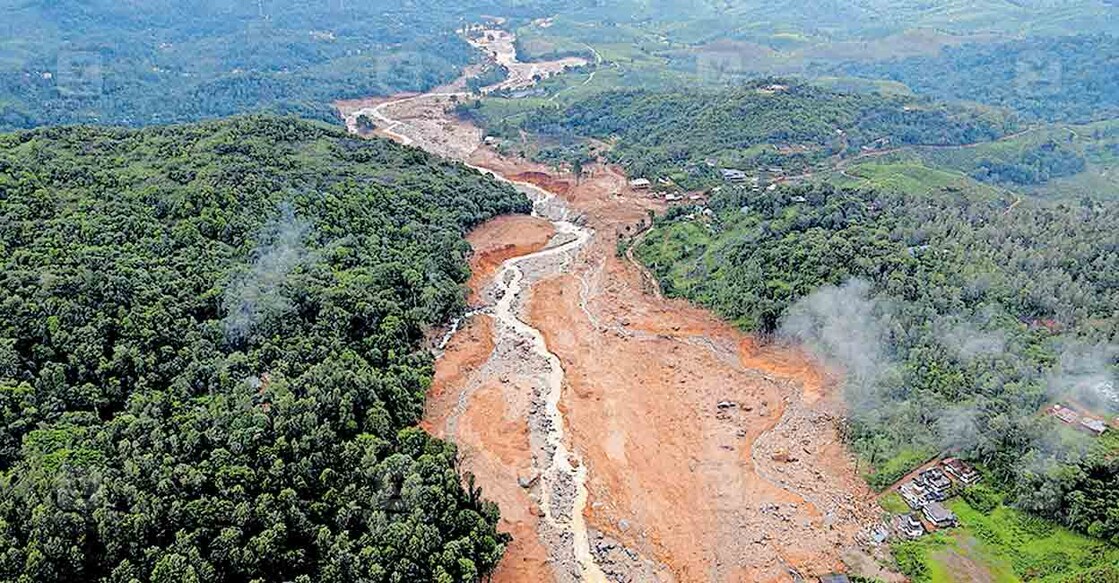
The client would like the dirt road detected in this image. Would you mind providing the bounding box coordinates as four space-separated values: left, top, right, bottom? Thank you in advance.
337 32 886 583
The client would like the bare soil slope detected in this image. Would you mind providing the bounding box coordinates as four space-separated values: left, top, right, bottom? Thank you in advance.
478 153 883 581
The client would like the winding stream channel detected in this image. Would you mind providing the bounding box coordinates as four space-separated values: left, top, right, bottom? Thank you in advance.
363 90 608 580
487 187 605 583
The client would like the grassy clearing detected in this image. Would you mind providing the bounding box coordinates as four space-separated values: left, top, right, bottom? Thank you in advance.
842 120 1119 201
892 499 1119 583
879 491 910 515
864 447 938 491
634 218 712 298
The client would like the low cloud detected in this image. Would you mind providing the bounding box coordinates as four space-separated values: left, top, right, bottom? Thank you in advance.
1046 341 1119 413
778 279 904 428
223 203 312 343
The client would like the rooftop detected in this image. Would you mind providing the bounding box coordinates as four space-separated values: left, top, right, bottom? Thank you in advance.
923 501 956 524
1081 418 1108 434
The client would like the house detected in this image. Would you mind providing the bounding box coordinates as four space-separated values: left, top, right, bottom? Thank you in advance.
916 468 950 502
665 193 683 202
869 523 890 544
1080 417 1108 436
629 178 651 190
899 481 928 510
818 575 850 583
1048 404 1081 426
906 245 931 257
721 168 749 183
918 468 952 494
922 485 948 502
942 458 981 485
864 137 892 150
1047 404 1109 436
922 501 957 528
893 513 925 540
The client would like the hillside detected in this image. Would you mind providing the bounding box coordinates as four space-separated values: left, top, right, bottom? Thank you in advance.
0 116 531 582
507 0 1116 85
462 79 1017 186
1 2 1117 581
0 0 578 130
826 34 1119 123
635 174 1119 546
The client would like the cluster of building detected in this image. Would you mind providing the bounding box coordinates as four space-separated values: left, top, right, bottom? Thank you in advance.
891 458 980 539
718 166 785 189
1046 403 1110 437
629 177 708 204
628 164 794 205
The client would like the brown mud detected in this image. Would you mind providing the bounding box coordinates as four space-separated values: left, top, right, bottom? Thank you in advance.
337 30 889 582
465 215 556 306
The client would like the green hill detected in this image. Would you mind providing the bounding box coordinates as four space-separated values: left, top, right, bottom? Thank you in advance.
0 0 573 130
0 116 530 582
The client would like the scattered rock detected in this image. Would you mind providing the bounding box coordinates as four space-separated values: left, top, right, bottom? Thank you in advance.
518 472 539 489
771 450 798 463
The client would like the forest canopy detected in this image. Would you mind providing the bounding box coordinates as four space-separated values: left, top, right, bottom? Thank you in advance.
0 116 532 582
825 35 1119 124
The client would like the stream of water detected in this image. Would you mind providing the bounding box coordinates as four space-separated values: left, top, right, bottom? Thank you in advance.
363 92 608 581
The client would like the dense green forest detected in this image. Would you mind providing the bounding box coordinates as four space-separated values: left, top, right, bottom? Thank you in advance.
0 116 532 581
0 0 580 130
462 80 1016 185
825 35 1119 123
636 179 1119 544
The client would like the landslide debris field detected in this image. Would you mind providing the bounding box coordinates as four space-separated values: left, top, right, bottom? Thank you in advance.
337 30 886 583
